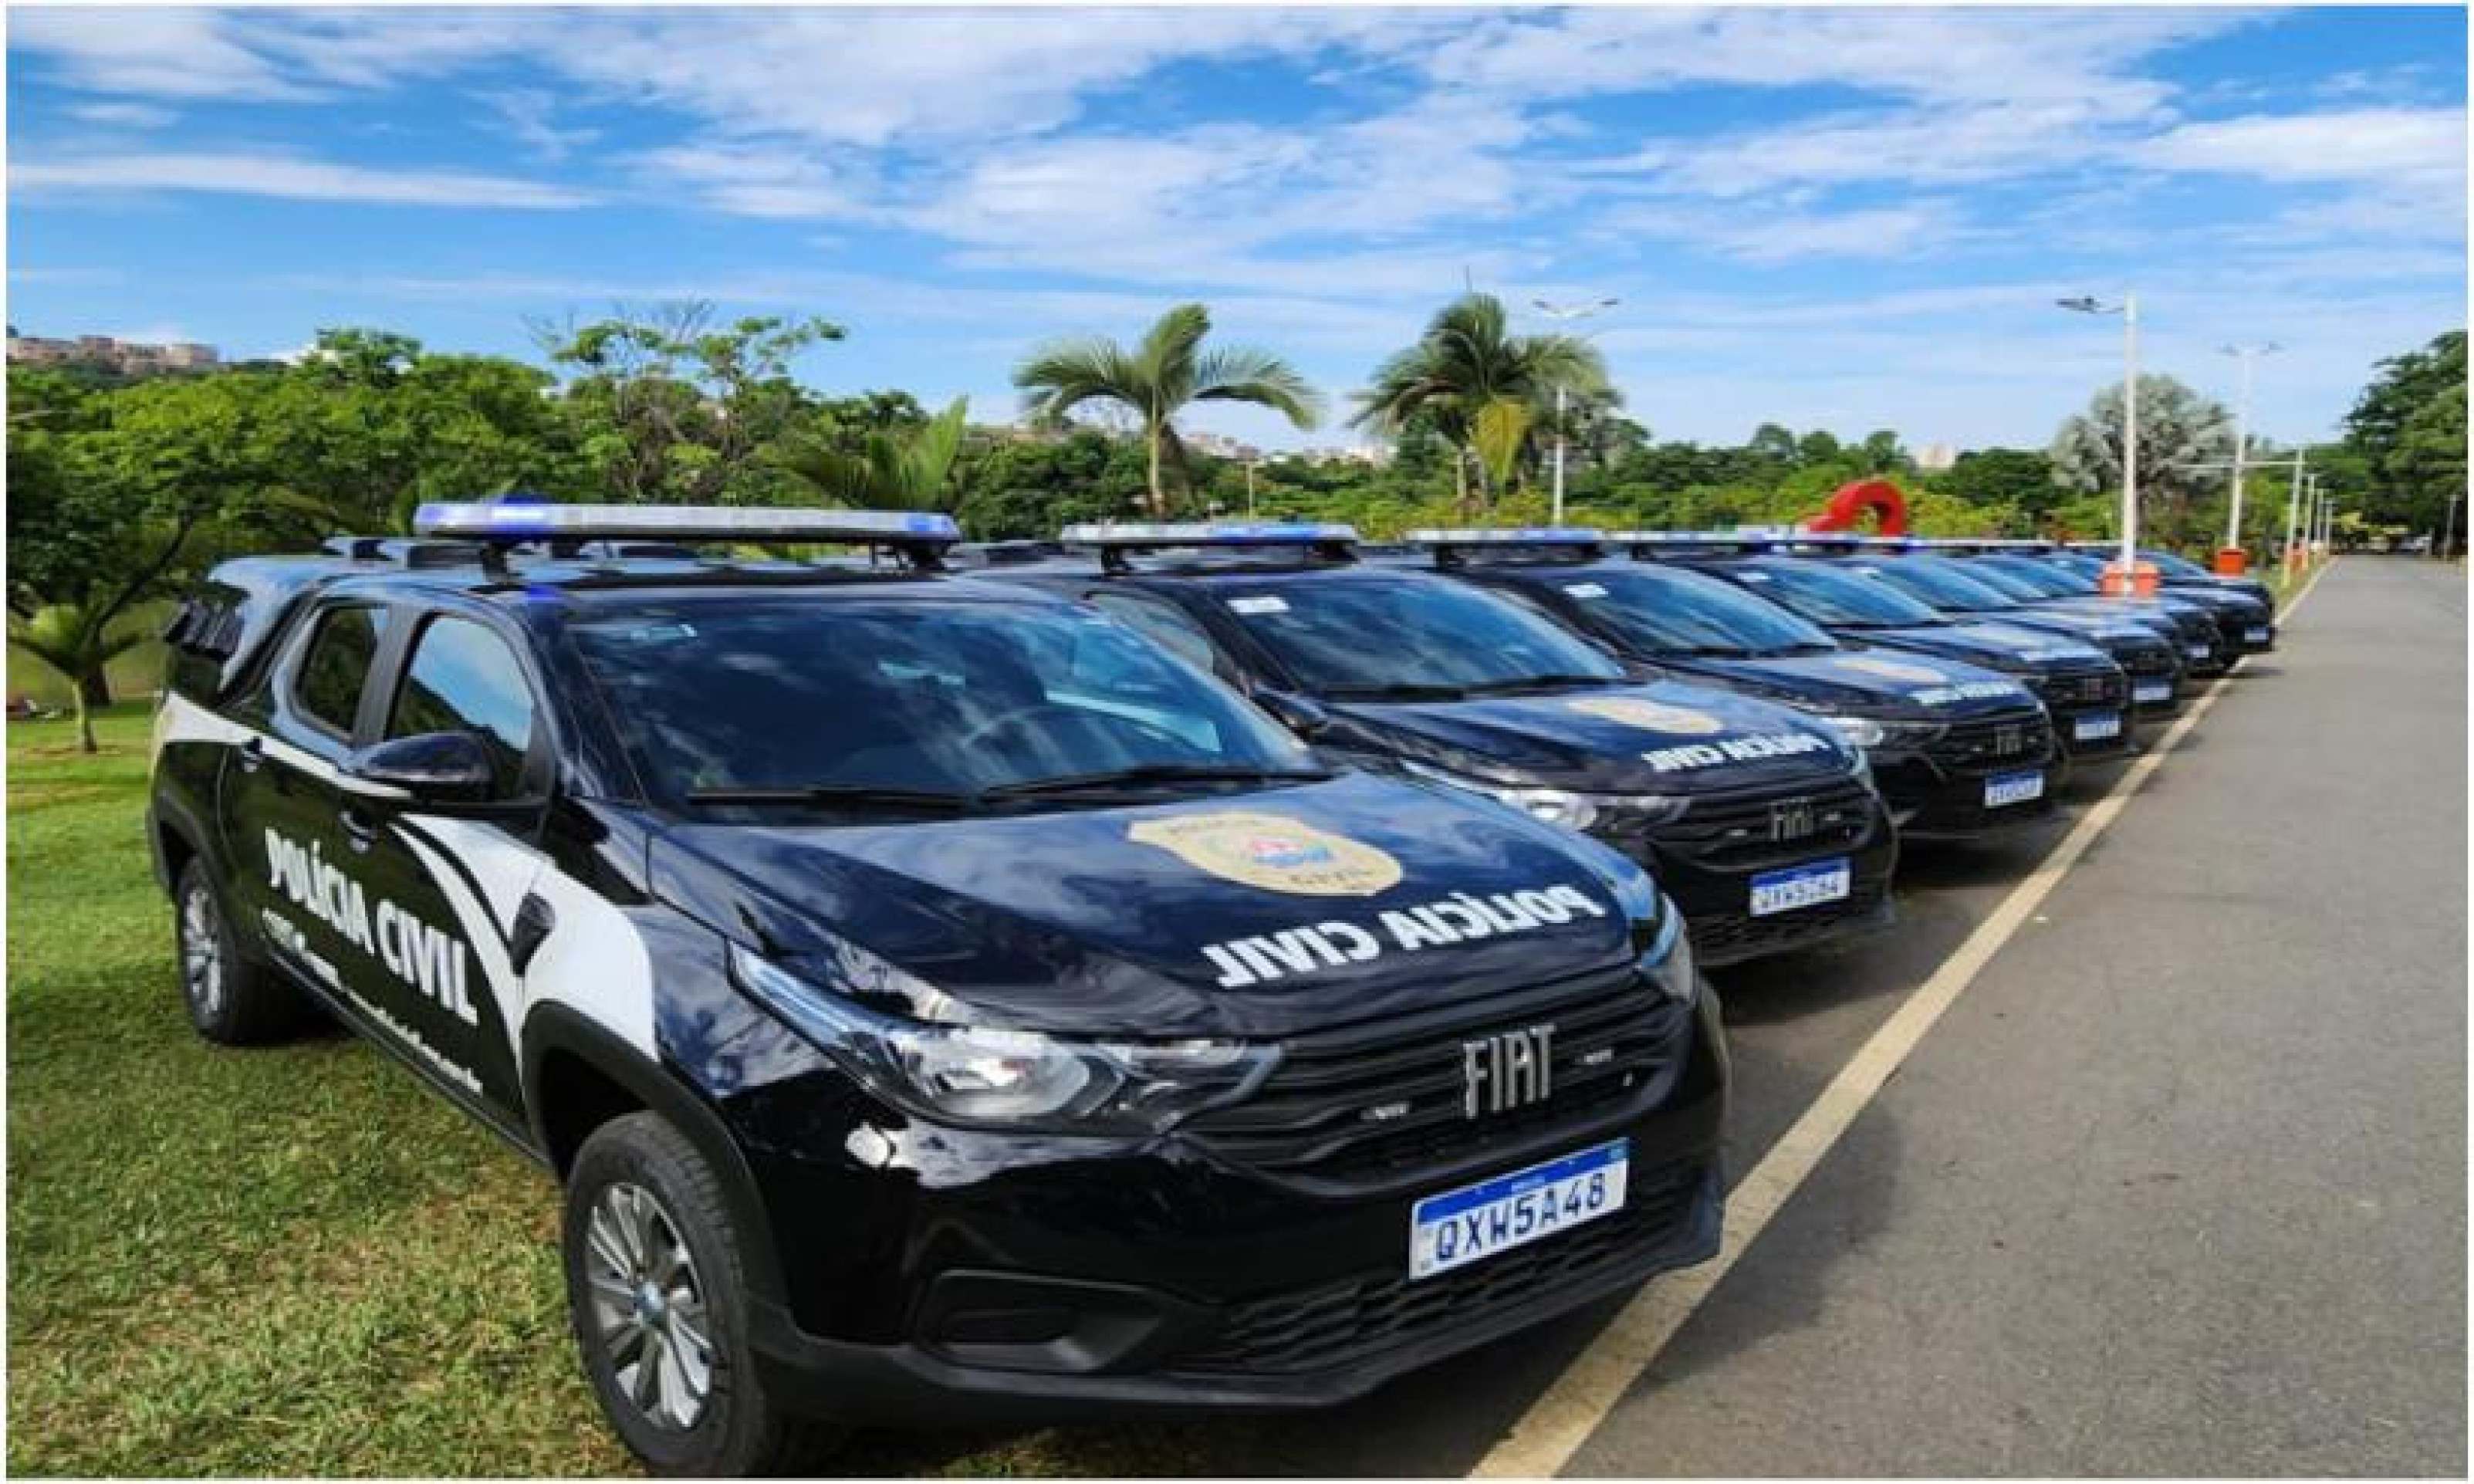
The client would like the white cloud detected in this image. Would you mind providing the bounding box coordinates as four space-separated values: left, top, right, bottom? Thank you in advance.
66 101 177 130
12 152 600 208
2138 106 2467 189
481 89 597 164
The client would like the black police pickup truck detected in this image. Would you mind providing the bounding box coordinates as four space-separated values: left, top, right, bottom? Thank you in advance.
1390 529 2060 840
1817 546 2188 725
1945 547 2229 679
2046 546 2277 664
1635 536 2135 767
989 523 1898 967
148 505 1725 1474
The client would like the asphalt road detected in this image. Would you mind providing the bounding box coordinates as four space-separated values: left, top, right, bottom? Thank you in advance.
853 558 2466 1477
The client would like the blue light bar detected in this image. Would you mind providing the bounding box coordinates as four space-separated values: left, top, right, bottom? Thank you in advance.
412 502 960 546
1404 526 1606 547
1058 521 1360 549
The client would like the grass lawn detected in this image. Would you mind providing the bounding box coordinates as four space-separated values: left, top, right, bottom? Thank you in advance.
4 704 1222 1477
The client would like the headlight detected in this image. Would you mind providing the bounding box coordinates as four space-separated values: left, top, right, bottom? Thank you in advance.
1397 759 1685 831
1819 714 1886 748
1636 897 1699 1004
730 944 1278 1133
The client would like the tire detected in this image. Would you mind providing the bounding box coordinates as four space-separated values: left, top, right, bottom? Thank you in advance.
173 857 299 1045
562 1112 842 1476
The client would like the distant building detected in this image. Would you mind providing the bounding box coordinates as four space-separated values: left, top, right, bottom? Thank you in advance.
1293 444 1393 468
1184 431 1264 462
1915 442 1959 472
7 331 219 376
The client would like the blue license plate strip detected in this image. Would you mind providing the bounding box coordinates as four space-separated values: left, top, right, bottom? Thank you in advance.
1410 1139 1629 1280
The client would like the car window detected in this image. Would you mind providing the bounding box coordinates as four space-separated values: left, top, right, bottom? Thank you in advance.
1215 572 1625 695
1558 565 1837 657
567 597 1313 803
387 616 537 796
1730 560 1945 628
292 605 389 738
1087 592 1224 674
1844 558 2019 612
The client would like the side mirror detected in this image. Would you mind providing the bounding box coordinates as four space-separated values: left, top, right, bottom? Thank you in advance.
341 732 497 805
1252 688 1333 740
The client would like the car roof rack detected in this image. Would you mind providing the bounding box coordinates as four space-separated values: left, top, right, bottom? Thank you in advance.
320 535 492 569
411 502 962 573
1402 527 1606 567
1058 522 1359 574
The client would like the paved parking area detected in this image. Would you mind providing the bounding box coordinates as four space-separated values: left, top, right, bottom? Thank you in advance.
847 559 2464 1478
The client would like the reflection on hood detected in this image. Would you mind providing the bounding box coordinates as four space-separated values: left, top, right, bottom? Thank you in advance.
1665 650 2038 719
648 772 1648 1039
1323 679 1859 793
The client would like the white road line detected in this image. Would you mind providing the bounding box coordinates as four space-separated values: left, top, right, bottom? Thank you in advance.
1471 560 2334 1479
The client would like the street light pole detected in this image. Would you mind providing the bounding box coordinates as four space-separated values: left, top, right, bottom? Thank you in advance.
2220 342 2279 553
1532 296 1619 526
2283 456 2307 575
2058 292 2141 594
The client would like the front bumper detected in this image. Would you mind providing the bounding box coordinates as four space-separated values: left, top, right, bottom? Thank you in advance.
1871 712 2062 840
732 975 1728 1425
1594 778 1900 966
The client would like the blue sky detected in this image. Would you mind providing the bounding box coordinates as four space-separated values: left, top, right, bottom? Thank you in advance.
8 6 2466 453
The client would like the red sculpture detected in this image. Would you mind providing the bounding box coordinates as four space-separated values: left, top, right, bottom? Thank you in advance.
1805 478 1910 536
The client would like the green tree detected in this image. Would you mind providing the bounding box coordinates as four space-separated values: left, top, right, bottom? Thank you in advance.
780 396 972 511
1013 303 1321 517
2344 330 2466 538
1352 292 1609 514
2050 375 2235 549
536 302 843 505
1935 448 2061 523
8 600 151 752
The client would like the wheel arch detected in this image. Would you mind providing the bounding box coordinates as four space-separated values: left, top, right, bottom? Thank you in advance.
522 1004 789 1308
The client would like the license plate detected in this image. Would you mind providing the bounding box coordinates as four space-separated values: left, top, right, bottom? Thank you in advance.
1985 768 2045 807
2245 625 2270 643
2073 710 2123 742
2185 644 2211 660
2132 679 2174 704
1410 1139 1628 1280
1749 857 1852 917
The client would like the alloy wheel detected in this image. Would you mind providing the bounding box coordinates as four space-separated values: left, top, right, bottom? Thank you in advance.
584 1181 712 1432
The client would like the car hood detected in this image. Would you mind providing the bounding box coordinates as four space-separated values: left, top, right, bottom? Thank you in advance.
1322 679 1861 793
1964 607 2168 649
1658 650 2040 722
1836 620 2112 674
647 772 1646 1039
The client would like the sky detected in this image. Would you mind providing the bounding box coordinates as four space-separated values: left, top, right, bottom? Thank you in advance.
5 5 2466 455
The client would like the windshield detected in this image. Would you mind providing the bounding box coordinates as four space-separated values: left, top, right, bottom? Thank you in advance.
1844 557 2023 613
2142 549 2212 579
1219 571 1625 696
1723 559 1945 628
569 596 1316 805
2044 554 2105 584
1554 564 1837 657
1971 556 2084 599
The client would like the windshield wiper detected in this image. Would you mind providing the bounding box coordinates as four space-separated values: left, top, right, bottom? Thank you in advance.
684 784 982 812
980 762 1333 799
1462 673 1624 696
1320 681 1470 701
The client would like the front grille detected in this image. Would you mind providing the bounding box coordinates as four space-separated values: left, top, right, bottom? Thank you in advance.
1646 776 1878 870
1686 874 1891 963
1926 708 2056 776
2119 644 2179 679
2030 666 2127 709
1185 969 1692 1190
1169 1158 1713 1377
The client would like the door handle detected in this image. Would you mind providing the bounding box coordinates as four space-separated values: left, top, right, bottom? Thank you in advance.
236 736 264 772
339 808 380 850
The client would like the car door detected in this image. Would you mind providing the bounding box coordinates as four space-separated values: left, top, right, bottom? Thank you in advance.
346 607 553 1138
220 599 396 1011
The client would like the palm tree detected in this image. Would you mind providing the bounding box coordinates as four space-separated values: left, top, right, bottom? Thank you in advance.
9 599 150 753
781 396 972 512
1013 304 1322 517
1352 293 1610 514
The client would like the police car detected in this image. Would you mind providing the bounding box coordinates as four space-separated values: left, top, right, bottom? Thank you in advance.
1943 546 2229 679
1635 536 2136 766
983 524 1897 967
2046 546 2278 663
1817 544 2187 725
147 505 1726 1474
1390 530 2060 840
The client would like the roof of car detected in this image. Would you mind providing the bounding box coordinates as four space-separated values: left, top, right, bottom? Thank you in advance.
208 549 1069 612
